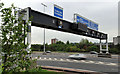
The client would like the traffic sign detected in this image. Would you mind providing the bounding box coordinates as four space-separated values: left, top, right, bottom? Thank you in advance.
74 14 98 31
54 4 63 19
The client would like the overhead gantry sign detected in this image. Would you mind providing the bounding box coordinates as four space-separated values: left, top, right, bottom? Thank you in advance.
19 7 109 54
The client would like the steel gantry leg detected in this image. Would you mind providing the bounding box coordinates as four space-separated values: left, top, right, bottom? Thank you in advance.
100 39 102 53
99 39 109 54
106 39 109 53
26 7 31 53
98 37 111 58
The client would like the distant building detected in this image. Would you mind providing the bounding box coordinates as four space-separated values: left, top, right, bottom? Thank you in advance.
51 38 58 44
113 36 120 45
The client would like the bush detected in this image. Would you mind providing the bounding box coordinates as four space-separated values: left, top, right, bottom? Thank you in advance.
0 64 3 74
109 48 119 54
87 45 99 52
66 46 81 52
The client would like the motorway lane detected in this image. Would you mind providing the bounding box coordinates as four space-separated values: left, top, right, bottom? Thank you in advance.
32 52 118 73
34 57 118 66
37 60 118 73
31 52 118 63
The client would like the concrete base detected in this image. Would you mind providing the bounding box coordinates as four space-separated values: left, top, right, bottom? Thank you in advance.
98 53 111 58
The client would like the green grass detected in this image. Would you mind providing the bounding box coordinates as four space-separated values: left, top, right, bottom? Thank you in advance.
21 67 64 74
1 66 63 74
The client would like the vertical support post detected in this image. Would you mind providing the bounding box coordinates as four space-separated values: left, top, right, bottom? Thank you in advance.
106 39 109 53
43 28 45 53
41 3 47 54
43 4 45 53
100 39 102 53
26 7 31 53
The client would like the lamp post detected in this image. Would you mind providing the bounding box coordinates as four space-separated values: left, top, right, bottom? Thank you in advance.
41 3 47 54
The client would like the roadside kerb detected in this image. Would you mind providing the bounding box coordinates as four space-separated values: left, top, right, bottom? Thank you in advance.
40 65 104 74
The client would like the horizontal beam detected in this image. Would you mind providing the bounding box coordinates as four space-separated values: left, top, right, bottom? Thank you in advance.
21 7 107 40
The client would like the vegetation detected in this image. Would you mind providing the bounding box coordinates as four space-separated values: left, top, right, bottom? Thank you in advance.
0 3 64 73
32 39 119 54
32 39 99 53
109 44 120 54
1 3 34 73
0 64 3 74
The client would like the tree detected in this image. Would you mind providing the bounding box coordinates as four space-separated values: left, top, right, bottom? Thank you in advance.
80 39 89 44
56 41 64 44
87 45 99 52
78 39 93 49
66 41 70 45
1 4 32 72
66 46 81 52
0 37 1 53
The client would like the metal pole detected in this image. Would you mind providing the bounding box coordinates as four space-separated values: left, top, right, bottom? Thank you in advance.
44 28 45 53
26 7 31 53
100 39 102 53
106 39 109 53
41 3 47 53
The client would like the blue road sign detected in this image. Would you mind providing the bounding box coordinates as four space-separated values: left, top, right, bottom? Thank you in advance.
75 14 98 31
89 21 98 30
54 4 63 19
76 15 90 27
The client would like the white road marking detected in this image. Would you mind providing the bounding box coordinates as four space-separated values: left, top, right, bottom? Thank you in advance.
36 57 118 66
39 57 41 59
66 59 70 61
96 62 104 64
88 61 94 63
49 58 52 60
54 58 57 60
35 57 37 59
106 63 117 66
60 59 63 61
44 57 46 59
83 61 91 63
73 60 78 62
80 60 86 62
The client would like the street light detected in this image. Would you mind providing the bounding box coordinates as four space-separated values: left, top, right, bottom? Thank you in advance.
41 3 47 12
41 3 47 54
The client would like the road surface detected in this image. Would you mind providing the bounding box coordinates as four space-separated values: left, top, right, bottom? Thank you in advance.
32 52 119 73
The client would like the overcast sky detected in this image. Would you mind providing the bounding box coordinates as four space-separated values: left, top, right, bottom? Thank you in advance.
1 0 119 44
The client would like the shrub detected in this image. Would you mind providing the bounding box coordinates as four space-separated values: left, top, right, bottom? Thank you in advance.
87 45 99 52
109 48 119 54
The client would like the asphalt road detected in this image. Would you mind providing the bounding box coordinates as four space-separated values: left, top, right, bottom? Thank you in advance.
0 52 118 73
32 52 119 73
32 52 118 63
37 60 118 73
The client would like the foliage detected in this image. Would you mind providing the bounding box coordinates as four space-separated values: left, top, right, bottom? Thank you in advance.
87 45 99 52
32 39 95 52
66 46 81 52
109 44 120 54
66 41 69 45
31 39 119 54
31 44 42 51
56 41 64 44
48 43 66 51
0 64 3 74
1 3 33 73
